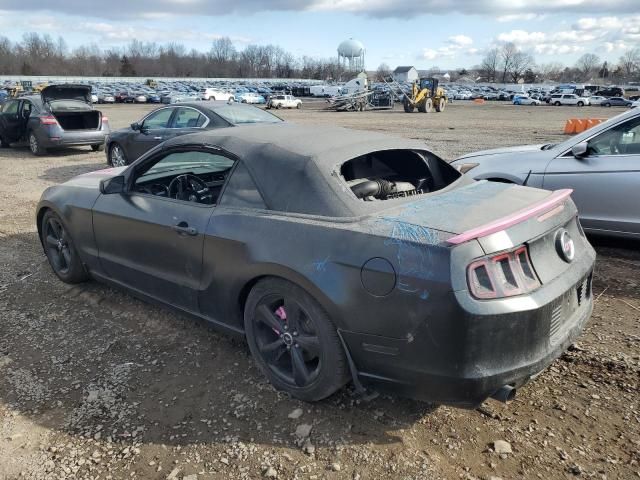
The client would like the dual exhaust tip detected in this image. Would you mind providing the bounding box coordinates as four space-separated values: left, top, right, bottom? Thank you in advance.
491 385 517 403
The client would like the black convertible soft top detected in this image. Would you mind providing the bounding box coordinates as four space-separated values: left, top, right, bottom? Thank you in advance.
163 124 462 217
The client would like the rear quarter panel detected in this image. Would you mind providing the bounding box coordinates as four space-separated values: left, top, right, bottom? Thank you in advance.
198 207 456 339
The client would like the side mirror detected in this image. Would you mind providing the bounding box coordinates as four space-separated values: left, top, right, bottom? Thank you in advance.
571 141 589 158
100 175 125 194
130 122 141 131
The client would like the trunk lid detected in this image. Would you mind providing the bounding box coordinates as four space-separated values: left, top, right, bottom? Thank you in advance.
41 84 92 104
379 181 575 250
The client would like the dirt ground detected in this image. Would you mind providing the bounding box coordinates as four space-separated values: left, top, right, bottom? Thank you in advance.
0 101 638 480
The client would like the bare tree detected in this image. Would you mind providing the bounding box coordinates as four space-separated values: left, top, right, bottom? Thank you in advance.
480 48 499 82
619 48 640 78
538 62 564 81
510 51 535 83
375 63 391 81
575 53 600 80
499 43 518 83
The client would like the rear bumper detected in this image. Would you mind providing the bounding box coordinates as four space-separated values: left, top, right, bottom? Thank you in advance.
342 264 594 408
40 130 108 148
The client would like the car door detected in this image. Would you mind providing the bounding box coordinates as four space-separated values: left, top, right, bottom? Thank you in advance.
0 100 23 142
92 148 235 312
543 115 640 235
126 107 175 160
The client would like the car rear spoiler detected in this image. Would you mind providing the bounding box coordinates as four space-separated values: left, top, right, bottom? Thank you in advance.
447 189 573 245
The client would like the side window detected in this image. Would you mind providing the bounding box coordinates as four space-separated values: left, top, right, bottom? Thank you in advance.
588 117 640 156
135 150 235 204
219 161 266 209
21 101 34 118
142 108 173 129
2 100 19 114
172 108 206 128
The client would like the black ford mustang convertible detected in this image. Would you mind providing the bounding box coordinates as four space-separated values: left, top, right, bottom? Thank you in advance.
36 124 595 407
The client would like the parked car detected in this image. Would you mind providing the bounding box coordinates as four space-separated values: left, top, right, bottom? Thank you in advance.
451 108 640 239
238 92 266 104
200 88 235 102
267 94 302 109
36 124 595 406
601 97 633 108
588 95 607 106
513 95 541 106
549 94 590 106
105 102 283 166
632 100 640 108
0 84 109 156
98 93 115 104
595 87 624 98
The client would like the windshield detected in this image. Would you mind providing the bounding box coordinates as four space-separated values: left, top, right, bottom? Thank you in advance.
215 105 282 125
48 99 91 111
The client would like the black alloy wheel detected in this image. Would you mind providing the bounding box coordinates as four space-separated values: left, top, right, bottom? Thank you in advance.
245 278 348 401
41 211 88 283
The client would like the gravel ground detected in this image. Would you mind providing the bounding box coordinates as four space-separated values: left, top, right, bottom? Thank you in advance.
0 101 638 480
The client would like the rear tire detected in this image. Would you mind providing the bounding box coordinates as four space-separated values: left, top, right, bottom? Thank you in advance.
91 144 105 152
604 102 611 107
0 135 10 148
554 101 561 106
40 210 88 284
435 98 446 112
423 98 433 113
28 131 46 156
296 103 302 109
244 278 349 402
577 101 584 107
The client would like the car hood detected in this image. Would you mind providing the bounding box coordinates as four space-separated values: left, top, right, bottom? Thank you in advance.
41 84 92 104
65 166 127 188
378 180 553 238
455 143 547 160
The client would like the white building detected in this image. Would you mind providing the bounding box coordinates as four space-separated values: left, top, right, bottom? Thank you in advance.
393 66 419 83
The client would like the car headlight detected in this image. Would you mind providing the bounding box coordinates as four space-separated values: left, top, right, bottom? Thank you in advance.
454 162 479 174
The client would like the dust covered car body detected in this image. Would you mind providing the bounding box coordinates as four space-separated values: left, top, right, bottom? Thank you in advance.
36 124 595 407
0 84 109 155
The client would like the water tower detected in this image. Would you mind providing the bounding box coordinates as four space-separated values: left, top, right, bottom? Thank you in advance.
338 38 365 72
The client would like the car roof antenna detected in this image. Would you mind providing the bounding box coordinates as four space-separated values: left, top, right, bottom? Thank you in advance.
522 169 532 186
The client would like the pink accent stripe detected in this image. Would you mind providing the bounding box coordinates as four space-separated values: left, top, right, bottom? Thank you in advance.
447 189 573 245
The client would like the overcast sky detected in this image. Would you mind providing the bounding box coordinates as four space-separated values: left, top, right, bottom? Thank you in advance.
0 1 638 70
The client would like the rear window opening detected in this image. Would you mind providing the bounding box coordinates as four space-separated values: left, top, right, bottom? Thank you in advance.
340 149 460 201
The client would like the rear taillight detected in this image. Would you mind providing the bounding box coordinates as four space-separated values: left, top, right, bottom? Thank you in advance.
467 245 540 299
101 116 109 123
40 115 58 125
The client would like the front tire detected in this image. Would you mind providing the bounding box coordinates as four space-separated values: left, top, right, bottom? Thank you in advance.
577 101 584 107
244 278 349 402
29 131 46 156
108 143 128 167
0 135 10 148
435 98 445 112
40 210 88 284
554 101 561 106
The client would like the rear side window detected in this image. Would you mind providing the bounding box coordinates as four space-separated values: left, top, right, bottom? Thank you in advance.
219 162 266 209
172 108 206 128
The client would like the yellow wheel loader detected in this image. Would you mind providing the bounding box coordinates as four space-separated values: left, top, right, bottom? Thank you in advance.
402 77 447 113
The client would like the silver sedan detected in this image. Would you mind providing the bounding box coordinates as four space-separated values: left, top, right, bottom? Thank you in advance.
451 108 640 239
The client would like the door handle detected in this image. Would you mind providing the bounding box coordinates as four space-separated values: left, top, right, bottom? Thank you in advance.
172 222 198 236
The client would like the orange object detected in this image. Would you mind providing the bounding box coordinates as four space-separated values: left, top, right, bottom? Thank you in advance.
473 98 485 104
574 119 588 133
586 118 601 130
564 119 577 134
